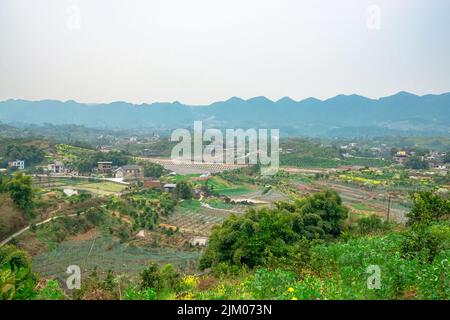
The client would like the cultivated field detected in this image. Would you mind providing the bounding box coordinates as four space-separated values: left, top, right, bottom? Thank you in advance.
161 200 245 236
32 236 201 279
33 177 127 196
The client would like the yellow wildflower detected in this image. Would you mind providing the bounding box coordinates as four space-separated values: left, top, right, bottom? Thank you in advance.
217 284 226 295
182 275 199 288
182 292 195 300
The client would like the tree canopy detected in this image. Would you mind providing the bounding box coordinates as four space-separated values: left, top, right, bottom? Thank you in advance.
407 191 450 225
0 245 36 300
175 181 193 200
404 156 429 170
200 189 348 270
6 172 34 215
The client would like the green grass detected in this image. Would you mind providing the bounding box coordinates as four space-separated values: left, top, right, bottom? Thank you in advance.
288 174 315 184
347 211 366 220
33 177 126 195
308 229 450 299
54 184 124 196
179 199 202 211
343 157 392 167
207 177 252 197
184 223 450 300
172 174 201 182
204 198 235 210
75 182 126 193
217 188 252 197
351 203 376 211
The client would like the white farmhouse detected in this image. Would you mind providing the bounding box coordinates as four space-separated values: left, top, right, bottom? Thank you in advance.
9 160 25 170
189 236 208 246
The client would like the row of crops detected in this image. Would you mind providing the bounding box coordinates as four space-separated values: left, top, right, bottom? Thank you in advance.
32 236 201 279
32 177 127 196
164 206 235 236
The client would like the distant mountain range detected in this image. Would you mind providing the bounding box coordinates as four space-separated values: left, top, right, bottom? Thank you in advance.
1 92 449 137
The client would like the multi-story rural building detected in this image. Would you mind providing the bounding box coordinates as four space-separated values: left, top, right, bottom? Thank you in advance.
47 161 65 174
9 160 25 170
114 165 144 183
97 161 113 174
394 151 409 164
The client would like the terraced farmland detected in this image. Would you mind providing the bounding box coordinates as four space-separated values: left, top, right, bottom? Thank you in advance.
229 188 289 203
162 204 244 236
136 157 247 174
205 176 254 197
33 236 201 279
313 181 411 223
33 177 127 195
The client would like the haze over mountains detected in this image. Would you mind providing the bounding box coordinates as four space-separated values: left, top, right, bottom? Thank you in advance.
1 92 449 137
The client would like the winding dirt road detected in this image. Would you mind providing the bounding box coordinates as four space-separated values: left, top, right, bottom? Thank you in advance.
0 205 103 247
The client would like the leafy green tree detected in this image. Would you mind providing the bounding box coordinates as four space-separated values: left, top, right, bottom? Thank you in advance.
159 192 177 214
36 280 65 300
159 264 180 291
102 270 117 291
400 223 450 262
7 172 34 214
356 215 387 234
175 181 193 200
140 263 163 290
407 191 450 225
0 245 36 300
124 285 156 300
85 207 107 225
404 156 429 170
295 189 348 237
117 225 131 243
0 174 9 192
139 161 165 178
201 190 347 270
4 144 45 166
74 151 129 174
0 245 32 272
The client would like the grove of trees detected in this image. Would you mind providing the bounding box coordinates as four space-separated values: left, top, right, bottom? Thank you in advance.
175 181 193 200
0 142 45 168
0 172 34 218
404 156 429 170
200 189 348 270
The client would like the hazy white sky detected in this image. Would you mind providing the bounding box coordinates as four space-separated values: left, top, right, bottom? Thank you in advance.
1 0 449 105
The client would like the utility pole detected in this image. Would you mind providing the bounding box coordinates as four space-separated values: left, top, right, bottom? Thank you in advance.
387 193 391 222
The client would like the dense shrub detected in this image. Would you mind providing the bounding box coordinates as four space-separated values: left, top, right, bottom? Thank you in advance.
140 263 163 290
310 227 450 299
400 222 450 262
7 172 34 216
356 215 388 235
407 191 450 225
246 268 296 299
200 190 347 270
175 181 193 200
0 245 36 300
